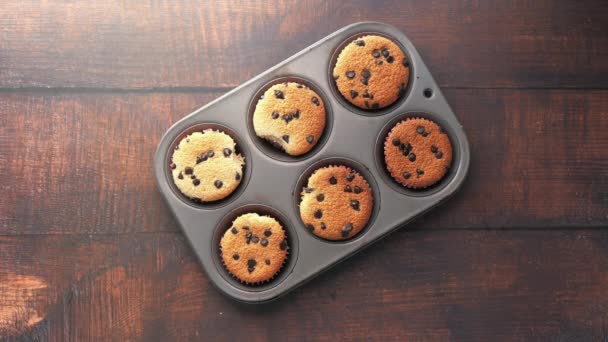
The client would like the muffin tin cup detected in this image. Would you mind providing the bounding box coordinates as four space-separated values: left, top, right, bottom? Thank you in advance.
154 22 470 303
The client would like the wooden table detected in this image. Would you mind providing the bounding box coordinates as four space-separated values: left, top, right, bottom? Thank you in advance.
1 1 607 340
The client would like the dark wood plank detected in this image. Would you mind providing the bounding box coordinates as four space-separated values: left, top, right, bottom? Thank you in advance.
1 90 606 235
1 229 607 341
1 0 607 89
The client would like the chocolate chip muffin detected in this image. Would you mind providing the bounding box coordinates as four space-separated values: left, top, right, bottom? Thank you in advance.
170 129 245 202
384 118 452 189
333 35 410 110
253 81 326 156
299 165 373 240
220 212 288 284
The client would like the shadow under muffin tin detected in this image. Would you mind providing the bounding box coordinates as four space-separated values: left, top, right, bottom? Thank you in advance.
154 22 470 303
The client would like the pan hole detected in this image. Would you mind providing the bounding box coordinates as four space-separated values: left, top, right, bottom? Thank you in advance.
423 88 433 98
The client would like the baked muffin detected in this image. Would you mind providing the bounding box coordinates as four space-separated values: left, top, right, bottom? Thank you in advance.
299 165 373 240
220 212 288 284
253 81 326 156
170 129 244 202
333 35 410 110
384 118 452 188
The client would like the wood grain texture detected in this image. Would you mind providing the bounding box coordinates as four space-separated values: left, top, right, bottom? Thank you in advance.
1 229 607 341
1 0 607 89
1 90 606 235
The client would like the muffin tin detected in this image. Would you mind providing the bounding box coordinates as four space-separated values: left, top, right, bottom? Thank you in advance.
154 22 470 303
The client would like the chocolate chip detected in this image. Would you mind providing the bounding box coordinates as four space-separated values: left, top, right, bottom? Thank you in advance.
344 185 352 193
372 50 380 58
354 40 365 46
416 169 424 177
398 83 407 97
223 148 232 157
346 71 356 79
178 172 184 180
304 187 314 193
381 48 389 57
253 235 261 244
170 163 176 169
280 240 287 250
364 100 370 108
362 89 371 98
293 110 300 119
258 237 268 246
416 126 425 134
207 150 215 158
242 226 250 230
231 227 238 234
306 135 314 144
400 143 412 155
403 172 411 179
233 253 239 260
190 175 196 180
314 209 323 219
362 70 371 79
350 90 359 99
316 193 325 202
403 58 410 67
392 138 401 146
376 60 383 65
247 259 257 272
306 224 314 232
191 197 202 204
214 180 223 188
311 97 320 106
371 103 379 109
408 153 416 162
184 167 193 175
360 77 368 86
422 132 429 137
435 151 443 159
346 173 355 182
245 232 252 244
264 229 272 237
282 135 289 143
274 89 284 99
341 224 353 238
386 55 394 63
350 200 360 211
272 111 279 119
235 172 241 181
353 186 362 194
265 259 271 265
192 179 200 186
320 222 326 230
297 84 303 88
431 145 438 153
329 176 337 185
282 113 293 123
196 154 206 164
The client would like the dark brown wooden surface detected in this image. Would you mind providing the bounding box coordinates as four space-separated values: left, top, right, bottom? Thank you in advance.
0 1 607 341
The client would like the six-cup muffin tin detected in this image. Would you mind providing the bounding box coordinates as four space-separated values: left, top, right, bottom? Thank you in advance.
154 22 470 303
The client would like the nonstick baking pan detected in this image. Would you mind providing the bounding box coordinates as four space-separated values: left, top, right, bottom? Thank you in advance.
154 22 470 303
